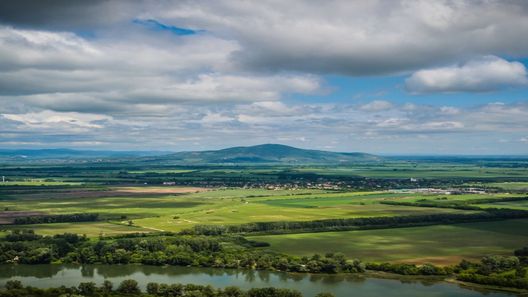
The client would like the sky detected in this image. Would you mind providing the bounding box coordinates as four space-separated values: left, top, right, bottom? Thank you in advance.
0 0 528 155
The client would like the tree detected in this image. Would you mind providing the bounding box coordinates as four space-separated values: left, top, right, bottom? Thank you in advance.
146 282 159 295
78 282 97 296
117 279 140 295
101 280 113 294
223 286 244 297
5 280 23 290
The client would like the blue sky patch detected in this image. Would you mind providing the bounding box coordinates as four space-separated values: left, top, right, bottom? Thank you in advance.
133 19 202 36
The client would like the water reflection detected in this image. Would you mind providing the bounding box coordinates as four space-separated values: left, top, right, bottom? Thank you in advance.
0 265 518 297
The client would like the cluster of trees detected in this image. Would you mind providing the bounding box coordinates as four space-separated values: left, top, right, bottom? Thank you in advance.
13 213 99 224
0 232 363 274
4 229 42 241
185 209 528 235
455 248 528 289
0 232 87 264
3 229 528 292
64 238 365 274
457 273 528 289
0 279 334 297
366 262 449 275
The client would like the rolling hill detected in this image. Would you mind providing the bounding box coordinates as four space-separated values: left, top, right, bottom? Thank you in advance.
160 144 381 164
0 144 381 164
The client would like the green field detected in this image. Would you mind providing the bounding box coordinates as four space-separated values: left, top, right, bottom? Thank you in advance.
249 219 528 265
2 157 528 268
294 165 528 179
485 182 528 191
1 221 150 237
0 187 480 234
0 181 82 186
478 200 528 210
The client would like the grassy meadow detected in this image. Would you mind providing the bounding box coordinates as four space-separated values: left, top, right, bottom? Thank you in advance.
0 187 480 234
249 219 528 265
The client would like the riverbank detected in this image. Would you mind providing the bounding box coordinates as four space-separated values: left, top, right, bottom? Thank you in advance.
0 264 520 297
446 278 528 296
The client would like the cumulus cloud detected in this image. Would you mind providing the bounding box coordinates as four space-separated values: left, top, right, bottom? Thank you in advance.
1 1 528 153
405 56 528 93
1 101 528 154
155 0 528 75
359 100 393 112
2 110 111 130
0 26 320 113
2 1 528 76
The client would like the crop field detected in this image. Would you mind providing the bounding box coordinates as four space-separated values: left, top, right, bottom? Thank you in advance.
0 188 477 234
133 199 472 232
478 200 528 210
4 221 151 237
1 158 528 269
0 181 82 186
293 164 528 179
249 219 528 265
484 182 528 191
387 192 526 203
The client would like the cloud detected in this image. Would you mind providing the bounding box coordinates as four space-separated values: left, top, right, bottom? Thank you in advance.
3 1 528 76
0 26 320 113
405 56 528 93
2 101 528 154
359 100 393 112
1 1 528 154
2 110 111 130
155 0 528 76
0 0 137 30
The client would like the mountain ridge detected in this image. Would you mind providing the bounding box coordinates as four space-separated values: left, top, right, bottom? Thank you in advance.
162 144 381 164
0 144 381 164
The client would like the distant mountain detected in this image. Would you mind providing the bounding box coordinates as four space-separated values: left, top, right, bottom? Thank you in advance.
0 148 169 160
160 144 382 164
0 144 381 164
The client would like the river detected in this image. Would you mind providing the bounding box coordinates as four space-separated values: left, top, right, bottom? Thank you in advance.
0 265 519 297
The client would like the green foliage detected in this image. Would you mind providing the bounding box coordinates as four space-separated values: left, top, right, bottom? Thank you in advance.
4 280 23 290
0 280 308 297
13 213 99 225
366 262 448 275
455 247 528 289
116 279 140 295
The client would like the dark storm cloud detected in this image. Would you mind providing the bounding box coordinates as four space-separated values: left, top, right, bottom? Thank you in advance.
0 0 134 30
164 0 528 76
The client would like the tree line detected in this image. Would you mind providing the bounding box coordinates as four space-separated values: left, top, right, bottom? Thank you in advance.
0 279 335 297
454 247 528 289
4 230 528 290
183 209 528 235
12 213 99 224
0 232 366 274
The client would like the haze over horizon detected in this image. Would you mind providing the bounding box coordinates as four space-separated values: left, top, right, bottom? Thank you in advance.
1 1 528 154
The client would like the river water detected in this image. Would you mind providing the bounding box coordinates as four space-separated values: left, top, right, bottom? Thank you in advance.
0 264 518 297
